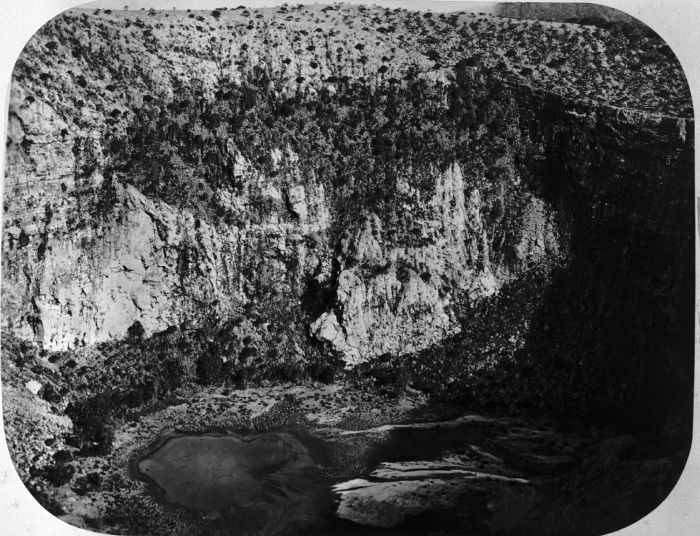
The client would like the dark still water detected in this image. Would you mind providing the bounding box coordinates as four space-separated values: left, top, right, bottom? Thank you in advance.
133 419 673 536
136 429 340 534
135 423 513 535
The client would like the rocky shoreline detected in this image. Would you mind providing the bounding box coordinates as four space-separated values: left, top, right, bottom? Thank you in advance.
3 351 689 535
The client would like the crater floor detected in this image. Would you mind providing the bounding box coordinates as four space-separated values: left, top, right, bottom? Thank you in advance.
8 382 681 536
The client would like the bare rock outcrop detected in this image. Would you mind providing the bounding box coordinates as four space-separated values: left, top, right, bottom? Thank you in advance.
311 163 561 365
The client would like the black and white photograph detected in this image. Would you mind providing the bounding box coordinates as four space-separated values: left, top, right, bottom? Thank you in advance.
0 1 697 535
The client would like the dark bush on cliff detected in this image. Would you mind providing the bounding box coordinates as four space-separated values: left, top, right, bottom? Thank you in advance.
103 64 541 261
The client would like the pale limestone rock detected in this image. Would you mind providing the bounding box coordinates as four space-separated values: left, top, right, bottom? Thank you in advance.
229 147 251 177
334 478 470 528
4 155 334 349
310 312 362 365
334 452 528 528
3 80 561 362
261 182 283 202
515 196 561 264
287 185 308 222
308 162 563 365
25 380 42 396
312 164 473 364
4 85 76 195
270 147 284 169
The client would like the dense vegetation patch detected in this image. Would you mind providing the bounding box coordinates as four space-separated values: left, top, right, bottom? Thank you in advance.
61 61 695 428
100 63 541 259
2 309 341 460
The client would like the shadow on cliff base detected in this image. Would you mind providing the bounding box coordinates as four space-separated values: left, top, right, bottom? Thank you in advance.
502 92 696 533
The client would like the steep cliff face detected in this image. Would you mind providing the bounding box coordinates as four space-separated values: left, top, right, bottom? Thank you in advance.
3 110 560 361
2 4 692 402
3 118 335 350
523 98 694 420
311 163 560 365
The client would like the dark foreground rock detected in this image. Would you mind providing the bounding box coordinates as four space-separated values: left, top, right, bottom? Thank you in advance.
3 376 688 536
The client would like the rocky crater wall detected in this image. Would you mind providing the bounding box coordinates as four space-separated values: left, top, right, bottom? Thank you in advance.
1 6 693 415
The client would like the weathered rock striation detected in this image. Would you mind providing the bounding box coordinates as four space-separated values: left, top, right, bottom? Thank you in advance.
2 5 693 406
3 89 560 358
